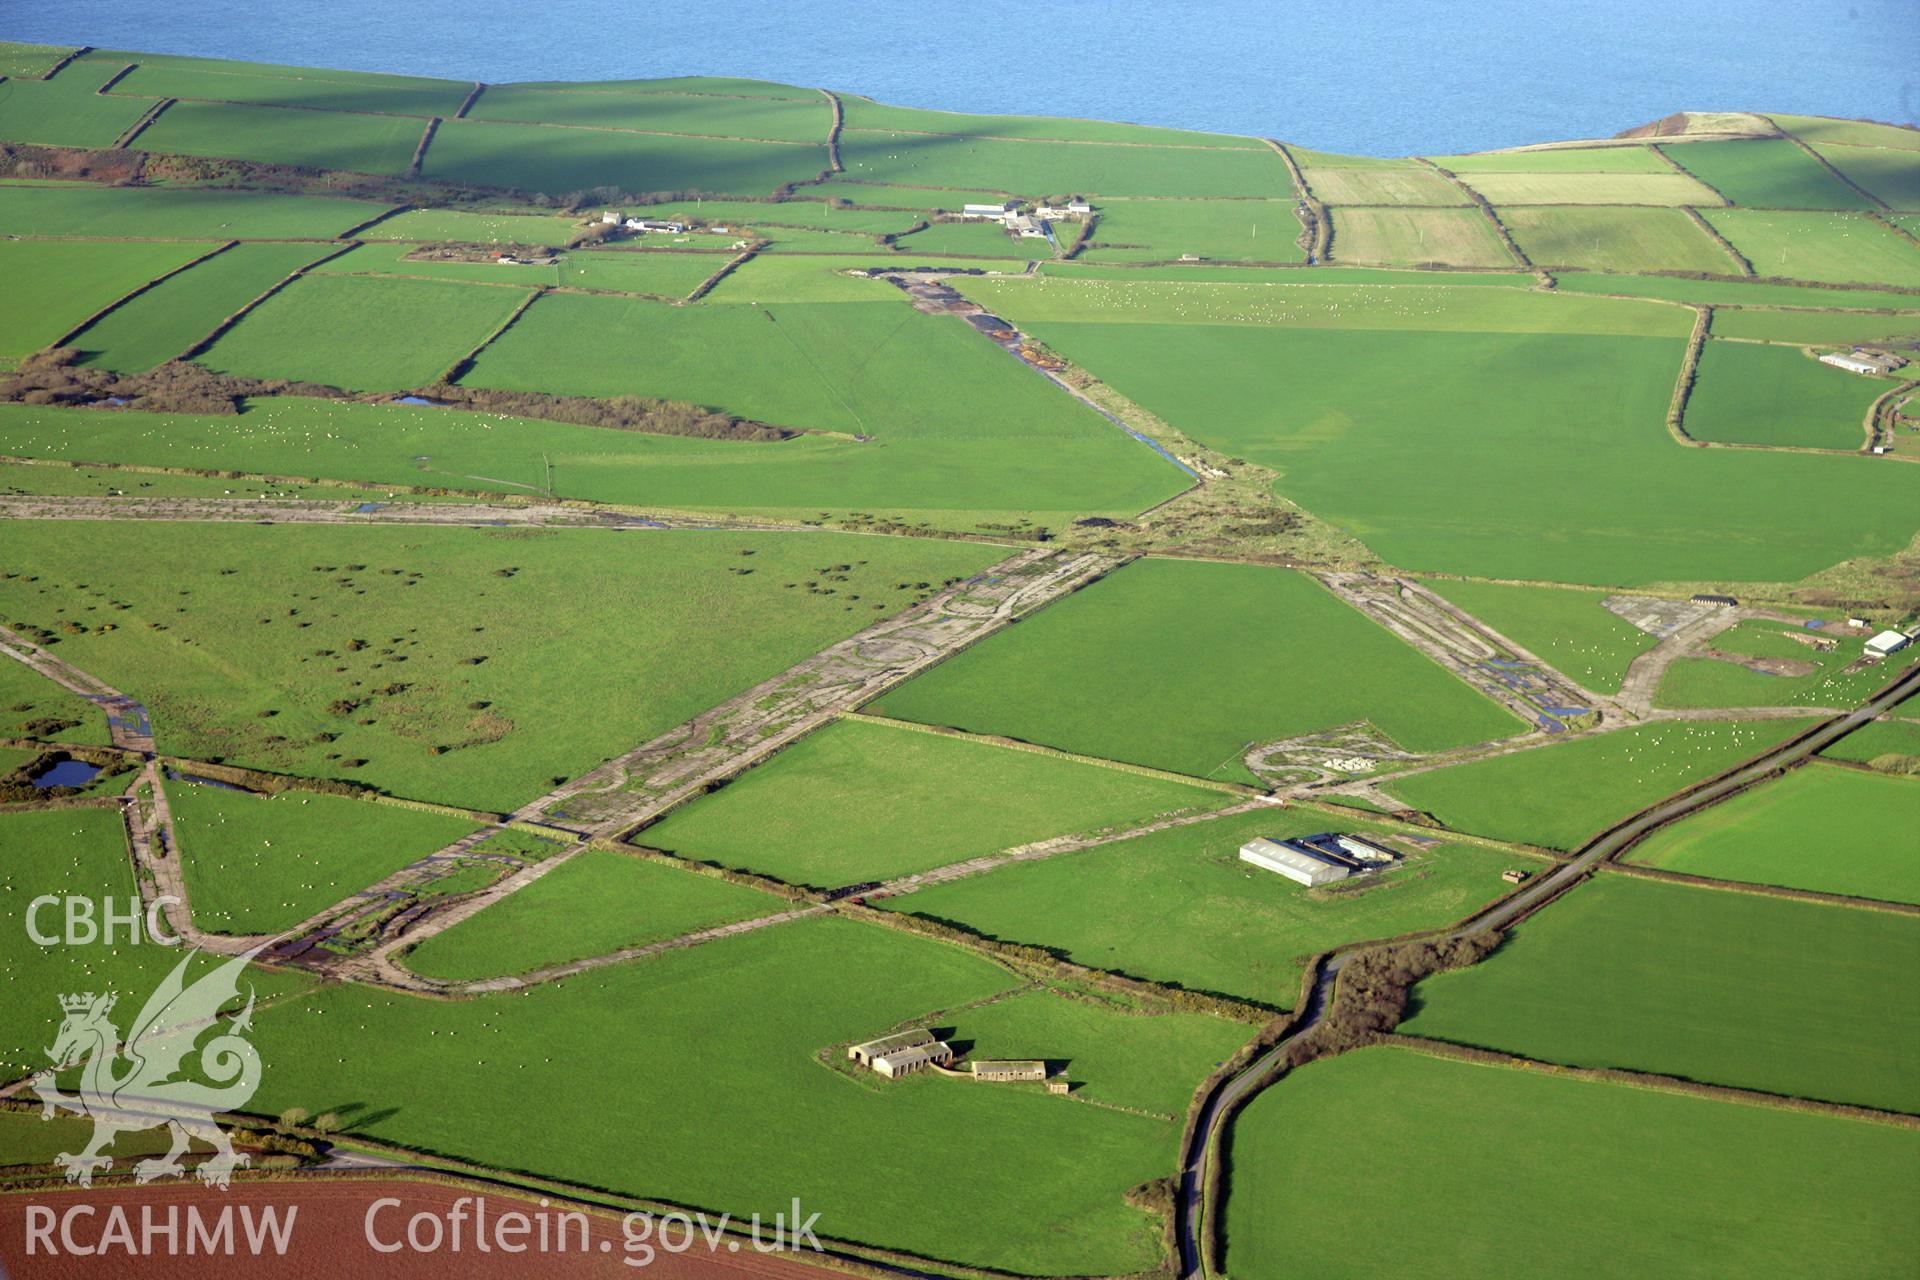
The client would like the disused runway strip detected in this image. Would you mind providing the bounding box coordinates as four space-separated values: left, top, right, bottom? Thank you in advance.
0 493 806 531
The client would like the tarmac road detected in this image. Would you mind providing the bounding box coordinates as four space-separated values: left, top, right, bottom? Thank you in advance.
1172 657 1920 1277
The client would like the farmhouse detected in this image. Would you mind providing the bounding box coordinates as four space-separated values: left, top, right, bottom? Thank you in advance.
971 1060 1048 1083
1819 350 1905 376
1239 836 1350 887
1865 629 1912 659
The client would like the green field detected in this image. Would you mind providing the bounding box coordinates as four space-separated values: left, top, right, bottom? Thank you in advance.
0 238 216 359
72 243 332 372
840 97 1257 149
1402 874 1920 1112
1328 207 1512 267
1428 145 1674 174
884 805 1526 1005
0 41 75 78
1684 340 1878 449
168 778 483 934
312 241 727 296
1823 716 1920 769
1503 205 1737 272
1076 199 1305 264
1660 138 1876 210
1384 718 1814 850
1813 144 1920 210
1551 271 1920 310
0 180 392 238
0 521 997 811
401 849 784 981
837 130 1293 197
1299 166 1466 206
1462 170 1722 206
890 218 1040 259
967 276 1920 584
0 63 152 147
422 118 829 196
467 85 829 142
1627 762 1920 903
200 273 533 389
1655 620 1917 711
243 915 1236 1273
872 558 1522 784
0 391 1185 534
0 656 112 745
0 807 312 1076
1224 1045 1920 1279
1769 114 1920 153
135 99 429 174
356 206 584 246
1701 209 1920 285
1707 307 1920 344
1423 579 1657 694
109 61 468 116
643 717 1230 887
1040 262 1537 287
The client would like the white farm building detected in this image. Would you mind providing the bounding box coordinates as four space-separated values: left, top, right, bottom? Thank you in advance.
1866 629 1912 659
1239 837 1351 887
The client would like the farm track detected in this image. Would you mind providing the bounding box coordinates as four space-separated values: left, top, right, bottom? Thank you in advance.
1173 657 1920 1276
0 494 807 531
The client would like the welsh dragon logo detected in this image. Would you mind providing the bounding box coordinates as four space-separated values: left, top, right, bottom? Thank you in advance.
31 947 265 1189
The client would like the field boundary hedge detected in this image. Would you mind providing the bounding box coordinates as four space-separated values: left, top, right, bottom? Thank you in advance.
52 238 238 347
1264 140 1326 260
1598 858 1920 916
1384 1033 1920 1129
175 240 360 361
437 284 544 383
820 88 844 172
112 95 172 150
41 46 91 80
406 116 440 179
1681 205 1755 275
1417 158 1531 269
454 83 484 119
1666 304 1711 442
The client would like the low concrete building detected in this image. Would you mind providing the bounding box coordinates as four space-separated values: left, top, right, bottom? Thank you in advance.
970 1060 1048 1083
1296 832 1398 866
1692 593 1738 607
1820 350 1905 376
1501 868 1530 885
1240 837 1350 887
873 1042 954 1078
1046 1079 1071 1095
1866 629 1912 659
849 1028 935 1066
962 202 1017 218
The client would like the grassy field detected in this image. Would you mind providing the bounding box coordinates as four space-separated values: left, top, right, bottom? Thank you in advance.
168 778 483 934
312 242 727 297
0 41 75 77
1429 145 1674 173
889 219 1039 259
837 130 1293 197
1627 762 1920 903
243 915 1233 1273
1684 340 1878 449
1654 620 1917 711
1328 207 1512 267
72 243 332 372
1076 199 1305 264
0 521 998 811
969 275 1920 585
1039 262 1537 287
135 100 428 174
356 207 584 246
0 807 312 1076
0 392 1186 535
884 805 1526 1005
840 97 1257 149
1660 138 1876 210
1224 1045 1920 1279
1813 144 1920 210
1502 205 1737 272
871 558 1522 784
1423 579 1657 694
108 61 468 116
1551 271 1920 310
0 64 153 147
0 180 392 238
1707 307 1920 345
422 119 828 196
1401 874 1920 1112
401 849 784 981
1701 209 1920 286
1461 171 1722 206
1769 115 1920 152
467 86 829 142
642 717 1230 887
1822 716 1920 768
0 656 113 745
1299 166 1466 206
200 273 533 389
1384 719 1815 850
0 238 216 359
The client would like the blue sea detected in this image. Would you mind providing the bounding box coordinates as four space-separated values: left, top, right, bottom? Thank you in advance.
9 0 1915 155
